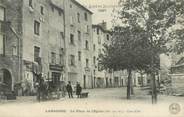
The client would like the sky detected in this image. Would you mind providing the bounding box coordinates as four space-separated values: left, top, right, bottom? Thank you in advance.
74 0 176 68
76 0 120 29
75 0 175 67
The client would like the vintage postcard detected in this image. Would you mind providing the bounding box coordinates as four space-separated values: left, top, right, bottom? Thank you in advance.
0 0 183 117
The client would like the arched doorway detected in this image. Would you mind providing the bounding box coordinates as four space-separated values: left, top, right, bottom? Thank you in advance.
0 69 12 91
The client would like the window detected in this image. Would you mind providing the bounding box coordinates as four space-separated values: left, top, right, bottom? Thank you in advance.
12 46 17 56
0 7 5 21
29 0 33 8
107 34 109 40
59 11 62 16
70 16 74 25
78 51 81 61
93 56 96 65
70 34 74 45
84 13 88 21
0 34 5 55
51 72 60 85
34 20 40 35
34 46 40 62
97 28 99 35
78 31 81 40
60 32 64 39
85 25 89 33
60 48 64 54
77 13 80 23
86 59 89 67
51 6 54 12
40 6 44 15
70 55 75 66
85 40 89 50
51 52 56 64
93 44 96 51
70 4 72 8
59 54 64 65
0 7 5 55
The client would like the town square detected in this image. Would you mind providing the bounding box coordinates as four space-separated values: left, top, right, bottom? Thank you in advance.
0 0 184 116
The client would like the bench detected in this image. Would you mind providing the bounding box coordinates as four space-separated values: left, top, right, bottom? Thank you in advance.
80 92 89 98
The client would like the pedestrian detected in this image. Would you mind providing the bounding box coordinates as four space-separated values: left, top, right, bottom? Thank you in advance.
66 81 73 98
76 82 82 98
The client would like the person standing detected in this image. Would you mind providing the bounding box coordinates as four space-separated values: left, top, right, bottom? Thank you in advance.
76 82 82 98
66 81 73 98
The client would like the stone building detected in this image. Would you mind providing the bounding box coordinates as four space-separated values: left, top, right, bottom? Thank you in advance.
113 70 143 87
92 22 113 88
0 0 22 95
0 0 94 96
169 53 184 95
0 0 66 95
64 0 93 89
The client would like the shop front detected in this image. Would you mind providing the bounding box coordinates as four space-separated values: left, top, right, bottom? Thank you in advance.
48 64 64 91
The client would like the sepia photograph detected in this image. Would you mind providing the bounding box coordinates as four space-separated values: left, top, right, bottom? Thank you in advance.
0 0 183 117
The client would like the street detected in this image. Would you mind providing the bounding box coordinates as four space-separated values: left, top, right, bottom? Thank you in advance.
0 87 184 117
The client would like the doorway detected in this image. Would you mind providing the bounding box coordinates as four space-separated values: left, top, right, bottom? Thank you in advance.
0 69 12 91
83 75 86 89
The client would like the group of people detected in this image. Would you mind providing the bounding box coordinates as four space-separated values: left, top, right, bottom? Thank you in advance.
66 81 82 98
35 78 82 100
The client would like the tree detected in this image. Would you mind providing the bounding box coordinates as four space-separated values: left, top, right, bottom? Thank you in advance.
122 0 184 104
101 0 184 104
100 25 152 99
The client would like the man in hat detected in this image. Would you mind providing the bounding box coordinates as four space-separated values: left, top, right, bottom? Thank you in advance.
66 81 73 98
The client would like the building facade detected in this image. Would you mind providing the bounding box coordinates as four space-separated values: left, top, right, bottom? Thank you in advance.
64 0 93 89
0 0 94 96
92 22 113 88
21 0 66 95
170 53 184 94
0 0 24 95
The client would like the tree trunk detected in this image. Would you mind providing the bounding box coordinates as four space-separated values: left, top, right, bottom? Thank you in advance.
130 76 134 95
151 73 157 104
127 69 132 99
157 74 160 89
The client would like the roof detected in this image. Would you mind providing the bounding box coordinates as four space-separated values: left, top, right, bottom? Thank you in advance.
50 0 64 12
92 24 112 35
171 57 184 68
71 0 93 14
176 57 184 65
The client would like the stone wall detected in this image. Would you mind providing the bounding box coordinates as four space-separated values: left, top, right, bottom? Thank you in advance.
0 0 23 92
